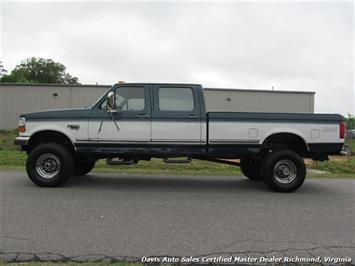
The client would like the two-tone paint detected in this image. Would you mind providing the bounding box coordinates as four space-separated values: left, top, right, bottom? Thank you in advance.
16 83 344 159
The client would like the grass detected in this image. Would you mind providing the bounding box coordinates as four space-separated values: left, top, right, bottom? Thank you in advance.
345 138 355 152
0 150 242 175
0 129 18 151
2 150 355 178
0 263 142 266
95 158 242 175
0 150 26 169
307 157 355 178
0 261 328 266
0 130 354 178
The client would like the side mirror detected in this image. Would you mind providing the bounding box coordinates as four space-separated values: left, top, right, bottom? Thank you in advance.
106 91 115 110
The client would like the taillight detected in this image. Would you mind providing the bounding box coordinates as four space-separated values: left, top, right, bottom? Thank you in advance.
339 122 345 139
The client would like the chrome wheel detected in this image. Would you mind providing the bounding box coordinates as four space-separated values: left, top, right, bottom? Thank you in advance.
35 153 61 179
273 159 297 184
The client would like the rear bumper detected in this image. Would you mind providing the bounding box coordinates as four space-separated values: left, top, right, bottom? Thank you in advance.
14 136 30 146
308 143 344 155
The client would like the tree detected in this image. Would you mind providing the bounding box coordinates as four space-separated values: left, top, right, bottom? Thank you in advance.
345 113 355 130
0 57 80 84
0 61 7 76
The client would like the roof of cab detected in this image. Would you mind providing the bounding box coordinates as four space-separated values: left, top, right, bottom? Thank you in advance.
113 82 202 86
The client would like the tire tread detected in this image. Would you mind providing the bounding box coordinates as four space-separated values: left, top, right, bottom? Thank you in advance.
26 142 74 187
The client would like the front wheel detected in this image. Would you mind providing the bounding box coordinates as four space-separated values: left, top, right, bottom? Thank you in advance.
261 150 306 192
26 143 74 187
240 158 262 180
74 159 96 176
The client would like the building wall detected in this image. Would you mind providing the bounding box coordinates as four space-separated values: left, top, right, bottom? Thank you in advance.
0 84 315 129
0 84 110 130
204 88 314 113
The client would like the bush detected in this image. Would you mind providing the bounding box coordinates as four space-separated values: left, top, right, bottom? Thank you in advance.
0 130 18 151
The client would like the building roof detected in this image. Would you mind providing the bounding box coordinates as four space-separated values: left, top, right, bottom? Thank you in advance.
204 87 315 94
0 82 315 94
0 83 111 88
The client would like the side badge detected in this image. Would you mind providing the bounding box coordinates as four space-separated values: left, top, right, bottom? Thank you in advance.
67 125 80 130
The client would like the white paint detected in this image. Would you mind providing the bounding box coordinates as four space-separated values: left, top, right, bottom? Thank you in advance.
208 121 343 146
151 121 201 142
21 120 88 144
21 119 343 149
88 120 150 141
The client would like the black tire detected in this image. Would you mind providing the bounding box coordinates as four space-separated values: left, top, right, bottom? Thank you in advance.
261 150 306 192
74 160 96 176
240 158 262 180
26 143 74 187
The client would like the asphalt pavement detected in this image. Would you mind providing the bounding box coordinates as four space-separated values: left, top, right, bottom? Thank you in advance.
0 171 354 263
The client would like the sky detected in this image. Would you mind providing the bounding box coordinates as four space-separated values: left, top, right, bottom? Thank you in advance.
0 1 354 115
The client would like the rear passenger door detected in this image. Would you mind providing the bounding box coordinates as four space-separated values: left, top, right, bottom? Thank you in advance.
151 85 202 148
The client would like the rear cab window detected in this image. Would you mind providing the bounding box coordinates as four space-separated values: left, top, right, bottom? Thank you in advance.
158 87 194 111
152 85 201 120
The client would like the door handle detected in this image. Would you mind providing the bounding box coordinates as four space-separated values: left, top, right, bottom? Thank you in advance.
187 114 198 118
137 114 149 119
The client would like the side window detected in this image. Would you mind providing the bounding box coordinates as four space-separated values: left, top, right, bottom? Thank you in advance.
115 86 145 111
159 87 194 111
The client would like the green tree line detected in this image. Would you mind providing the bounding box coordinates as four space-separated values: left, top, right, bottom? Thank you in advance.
0 57 79 84
345 114 355 130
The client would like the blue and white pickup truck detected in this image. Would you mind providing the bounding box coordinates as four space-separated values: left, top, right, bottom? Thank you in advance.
15 83 345 192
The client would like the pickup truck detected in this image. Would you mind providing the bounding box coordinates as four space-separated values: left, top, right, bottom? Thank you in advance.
15 83 345 192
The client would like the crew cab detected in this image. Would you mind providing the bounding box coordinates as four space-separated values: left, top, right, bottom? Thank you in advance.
15 83 345 192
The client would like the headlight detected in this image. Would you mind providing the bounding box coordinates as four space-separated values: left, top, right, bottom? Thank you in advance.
18 117 26 133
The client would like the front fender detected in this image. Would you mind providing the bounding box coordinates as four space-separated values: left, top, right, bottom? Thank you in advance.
26 122 77 144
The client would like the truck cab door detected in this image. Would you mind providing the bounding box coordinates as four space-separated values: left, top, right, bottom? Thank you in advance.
151 85 202 154
88 85 151 144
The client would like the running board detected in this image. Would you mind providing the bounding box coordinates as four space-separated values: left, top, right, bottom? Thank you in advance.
163 157 192 164
106 158 136 165
197 157 240 166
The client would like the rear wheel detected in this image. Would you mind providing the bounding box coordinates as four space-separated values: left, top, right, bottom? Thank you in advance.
26 143 74 187
240 158 262 180
261 150 306 192
74 159 96 176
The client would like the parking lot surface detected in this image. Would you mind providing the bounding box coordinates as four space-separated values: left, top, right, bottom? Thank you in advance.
0 171 354 263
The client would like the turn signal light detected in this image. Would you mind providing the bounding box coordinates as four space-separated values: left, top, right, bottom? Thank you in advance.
18 118 26 133
18 126 25 132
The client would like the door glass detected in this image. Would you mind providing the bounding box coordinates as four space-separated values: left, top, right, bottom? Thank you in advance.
115 87 145 111
159 87 194 111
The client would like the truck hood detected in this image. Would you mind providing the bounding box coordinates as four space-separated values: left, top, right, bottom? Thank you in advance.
20 108 92 120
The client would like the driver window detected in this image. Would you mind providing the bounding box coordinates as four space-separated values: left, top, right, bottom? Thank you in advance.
115 86 145 111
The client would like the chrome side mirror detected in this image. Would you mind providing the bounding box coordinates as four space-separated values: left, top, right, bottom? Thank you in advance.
106 91 115 110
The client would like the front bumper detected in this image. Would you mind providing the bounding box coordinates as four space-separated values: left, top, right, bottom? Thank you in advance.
14 136 30 146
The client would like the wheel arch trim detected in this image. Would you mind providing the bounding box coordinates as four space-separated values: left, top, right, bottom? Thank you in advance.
261 130 309 151
28 129 76 151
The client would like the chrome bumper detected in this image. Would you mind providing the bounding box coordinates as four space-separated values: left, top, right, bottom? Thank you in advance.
14 136 30 146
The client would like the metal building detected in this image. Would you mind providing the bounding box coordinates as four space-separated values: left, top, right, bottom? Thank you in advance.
0 83 315 129
203 88 315 113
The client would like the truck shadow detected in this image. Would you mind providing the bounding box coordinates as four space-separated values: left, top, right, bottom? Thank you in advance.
62 174 350 195
67 174 268 193
12 171 345 195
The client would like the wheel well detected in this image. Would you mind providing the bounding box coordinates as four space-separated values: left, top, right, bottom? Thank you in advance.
262 133 309 155
27 131 75 153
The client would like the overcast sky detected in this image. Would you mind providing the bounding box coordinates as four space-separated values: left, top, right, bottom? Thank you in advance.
1 1 354 115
